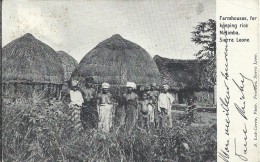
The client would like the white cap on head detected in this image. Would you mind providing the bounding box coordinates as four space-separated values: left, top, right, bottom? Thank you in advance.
71 80 79 87
102 82 110 89
162 84 170 89
126 82 136 89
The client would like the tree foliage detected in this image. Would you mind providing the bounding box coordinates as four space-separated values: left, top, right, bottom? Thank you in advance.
191 19 216 87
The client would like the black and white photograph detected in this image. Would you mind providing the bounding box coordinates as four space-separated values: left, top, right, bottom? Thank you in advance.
2 1 218 161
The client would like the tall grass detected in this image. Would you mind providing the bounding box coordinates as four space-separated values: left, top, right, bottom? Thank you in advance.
2 94 216 162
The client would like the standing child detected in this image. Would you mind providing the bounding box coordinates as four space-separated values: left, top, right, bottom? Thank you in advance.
186 98 196 123
138 92 153 130
97 82 114 132
147 83 159 128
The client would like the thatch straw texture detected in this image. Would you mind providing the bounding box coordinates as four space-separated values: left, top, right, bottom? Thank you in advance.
72 34 161 85
56 51 78 82
2 33 64 84
154 55 213 90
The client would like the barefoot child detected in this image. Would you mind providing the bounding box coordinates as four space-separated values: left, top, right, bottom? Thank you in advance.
138 92 153 130
147 83 159 127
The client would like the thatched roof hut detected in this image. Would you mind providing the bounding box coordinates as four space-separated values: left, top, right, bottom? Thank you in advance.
72 34 161 85
2 33 64 98
154 55 215 105
2 33 64 84
153 55 213 91
56 51 78 82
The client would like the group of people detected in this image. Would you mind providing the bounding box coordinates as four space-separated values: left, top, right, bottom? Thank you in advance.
61 78 176 133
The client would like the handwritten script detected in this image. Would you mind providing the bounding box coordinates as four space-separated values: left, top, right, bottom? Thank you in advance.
218 25 258 162
218 27 230 162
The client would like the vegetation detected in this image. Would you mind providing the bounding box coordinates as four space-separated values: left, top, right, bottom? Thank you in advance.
2 94 216 162
191 19 216 88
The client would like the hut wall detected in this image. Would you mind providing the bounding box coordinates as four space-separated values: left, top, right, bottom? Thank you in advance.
1 83 62 99
2 83 16 97
177 90 194 104
194 90 214 106
176 89 214 106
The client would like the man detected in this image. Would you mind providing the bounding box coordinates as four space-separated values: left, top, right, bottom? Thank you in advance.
147 83 159 128
81 77 97 129
158 84 174 129
97 82 114 132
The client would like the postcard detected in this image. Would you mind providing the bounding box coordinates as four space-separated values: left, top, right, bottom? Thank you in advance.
1 0 259 162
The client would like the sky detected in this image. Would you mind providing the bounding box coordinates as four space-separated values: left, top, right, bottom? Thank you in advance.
2 0 215 62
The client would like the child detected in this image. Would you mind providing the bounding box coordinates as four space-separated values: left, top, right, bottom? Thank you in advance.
138 92 153 130
147 83 159 127
186 98 196 123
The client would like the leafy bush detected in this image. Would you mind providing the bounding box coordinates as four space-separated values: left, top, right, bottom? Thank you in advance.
2 95 216 162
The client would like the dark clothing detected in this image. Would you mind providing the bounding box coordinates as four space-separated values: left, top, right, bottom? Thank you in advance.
123 92 139 131
160 108 170 129
125 100 138 131
114 105 125 127
141 111 148 116
81 99 98 129
186 102 196 122
140 111 149 129
80 87 97 129
60 89 71 104
147 90 159 128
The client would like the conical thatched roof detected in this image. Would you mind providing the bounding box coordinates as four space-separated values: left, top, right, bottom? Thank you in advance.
72 34 161 85
2 33 64 84
56 51 78 82
154 55 213 90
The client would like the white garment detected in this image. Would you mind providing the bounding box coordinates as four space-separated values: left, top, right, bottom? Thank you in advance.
102 82 110 89
71 80 79 86
158 92 174 115
98 104 113 132
70 90 84 106
126 82 136 89
148 104 154 123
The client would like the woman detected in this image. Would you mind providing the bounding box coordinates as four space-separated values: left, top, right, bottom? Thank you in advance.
81 77 97 129
123 82 139 132
68 80 84 131
158 84 174 129
97 82 114 132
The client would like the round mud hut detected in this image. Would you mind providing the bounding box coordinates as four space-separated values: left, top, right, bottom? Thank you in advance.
56 51 78 82
2 33 64 98
71 34 161 87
